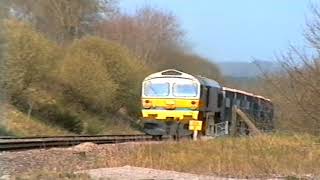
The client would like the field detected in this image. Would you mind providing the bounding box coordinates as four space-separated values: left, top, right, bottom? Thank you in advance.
6 134 320 179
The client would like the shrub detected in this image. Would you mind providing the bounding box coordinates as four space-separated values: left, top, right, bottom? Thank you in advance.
0 125 12 136
2 20 61 98
60 36 148 114
60 41 118 113
36 103 83 134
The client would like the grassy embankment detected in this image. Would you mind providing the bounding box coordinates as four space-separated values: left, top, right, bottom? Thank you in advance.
0 104 139 137
106 134 320 178
0 105 70 136
13 134 320 179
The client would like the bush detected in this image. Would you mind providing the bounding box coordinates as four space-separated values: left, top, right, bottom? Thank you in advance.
2 20 61 97
60 36 148 114
54 108 83 134
0 125 12 136
36 104 83 134
1 21 149 135
60 41 118 113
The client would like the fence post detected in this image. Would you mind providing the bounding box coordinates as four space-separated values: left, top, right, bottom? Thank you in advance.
225 121 229 135
193 130 198 141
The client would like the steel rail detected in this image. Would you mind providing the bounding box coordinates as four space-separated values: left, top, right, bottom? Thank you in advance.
0 134 146 139
0 134 154 151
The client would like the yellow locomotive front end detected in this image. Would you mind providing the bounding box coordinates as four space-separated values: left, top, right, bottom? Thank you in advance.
142 98 200 121
141 69 201 136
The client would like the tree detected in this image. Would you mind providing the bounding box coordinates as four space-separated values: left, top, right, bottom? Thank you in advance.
60 38 119 113
3 20 60 99
258 5 320 135
0 0 10 19
1 20 63 127
97 6 222 81
60 36 148 114
9 0 118 44
96 6 183 64
156 46 222 81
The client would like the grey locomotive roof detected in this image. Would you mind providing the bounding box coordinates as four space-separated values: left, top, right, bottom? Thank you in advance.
144 69 271 102
195 75 221 88
144 69 221 88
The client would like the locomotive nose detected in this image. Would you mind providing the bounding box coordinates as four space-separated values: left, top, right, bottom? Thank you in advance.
165 100 176 110
165 100 175 105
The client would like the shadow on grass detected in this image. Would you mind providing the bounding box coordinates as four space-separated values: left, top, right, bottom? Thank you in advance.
0 125 14 136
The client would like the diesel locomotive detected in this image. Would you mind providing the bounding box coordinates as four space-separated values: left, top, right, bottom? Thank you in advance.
141 69 274 137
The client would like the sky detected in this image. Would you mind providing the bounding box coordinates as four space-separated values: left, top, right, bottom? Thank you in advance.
119 0 318 62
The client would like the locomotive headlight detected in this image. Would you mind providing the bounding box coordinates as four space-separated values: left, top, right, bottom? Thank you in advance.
143 99 152 109
165 104 176 110
190 101 198 110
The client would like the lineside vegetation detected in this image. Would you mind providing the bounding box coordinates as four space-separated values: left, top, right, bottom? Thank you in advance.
0 1 221 135
9 135 320 179
106 135 320 178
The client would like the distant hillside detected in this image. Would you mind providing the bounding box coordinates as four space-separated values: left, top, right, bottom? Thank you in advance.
217 60 280 77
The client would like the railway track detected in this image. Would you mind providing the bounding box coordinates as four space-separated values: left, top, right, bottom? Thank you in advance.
0 134 155 151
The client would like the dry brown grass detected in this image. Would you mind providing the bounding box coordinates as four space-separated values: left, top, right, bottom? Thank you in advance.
12 172 90 180
1 104 139 136
77 112 141 135
4 104 70 136
105 135 320 178
7 134 320 179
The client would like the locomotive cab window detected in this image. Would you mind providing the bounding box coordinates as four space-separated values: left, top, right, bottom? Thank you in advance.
144 82 170 97
173 83 198 97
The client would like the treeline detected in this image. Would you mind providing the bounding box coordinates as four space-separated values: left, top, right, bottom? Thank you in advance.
252 7 320 135
0 0 221 134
